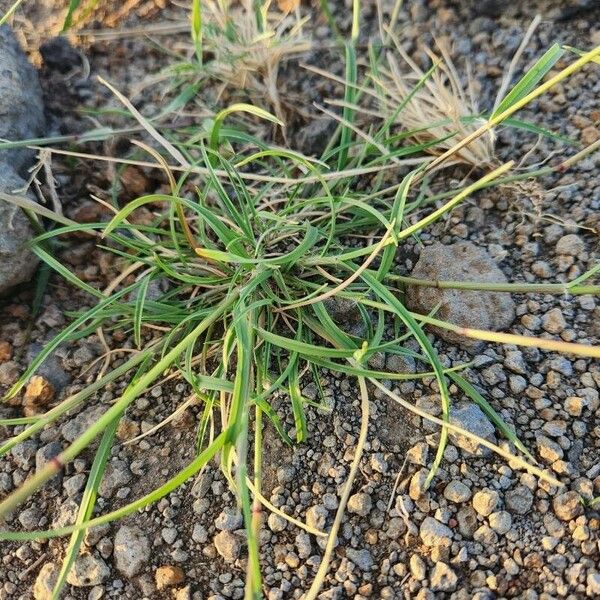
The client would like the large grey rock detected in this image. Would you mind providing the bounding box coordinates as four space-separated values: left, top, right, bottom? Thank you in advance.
0 169 39 294
0 25 46 294
406 242 515 348
0 25 46 170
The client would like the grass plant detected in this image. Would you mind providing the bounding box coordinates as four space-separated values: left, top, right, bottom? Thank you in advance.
0 2 599 599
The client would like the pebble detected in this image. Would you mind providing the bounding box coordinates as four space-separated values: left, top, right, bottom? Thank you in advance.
553 491 584 521
406 242 515 347
429 562 458 592
214 531 241 562
66 555 110 587
113 526 150 577
215 507 243 531
449 404 496 455
443 480 472 503
410 554 427 580
555 234 584 256
472 489 500 516
504 350 527 374
306 504 328 530
23 375 55 414
536 435 564 463
33 563 59 600
587 573 600 596
155 565 185 589
419 517 453 548
347 492 372 516
542 308 566 334
192 523 208 543
406 442 429 466
267 513 287 533
488 511 512 534
505 486 533 515
346 548 374 571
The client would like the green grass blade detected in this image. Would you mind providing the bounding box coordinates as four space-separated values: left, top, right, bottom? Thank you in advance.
491 44 565 119
52 418 118 599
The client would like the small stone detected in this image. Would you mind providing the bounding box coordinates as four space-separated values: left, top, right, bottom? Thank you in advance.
214 531 240 562
174 585 192 600
267 513 287 533
542 308 566 334
346 548 374 571
429 562 458 592
504 350 527 374
155 565 185 590
36 441 63 473
564 396 584 417
488 511 512 534
419 517 453 547
537 435 564 463
23 376 54 414
456 506 478 538
295 532 312 558
410 554 427 581
306 504 328 530
276 465 296 484
33 563 59 600
19 507 41 530
61 405 106 442
386 354 416 374
162 527 177 545
98 459 132 499
11 439 37 470
0 360 19 385
553 491 583 521
443 480 472 503
88 586 105 600
587 573 600 596
215 507 243 531
505 485 533 515
473 524 497 545
450 404 496 455
409 469 428 500
113 525 150 577
63 473 86 496
406 442 429 466
0 340 12 361
473 489 500 516
66 555 110 587
192 524 208 543
509 375 527 394
556 234 584 257
347 492 372 517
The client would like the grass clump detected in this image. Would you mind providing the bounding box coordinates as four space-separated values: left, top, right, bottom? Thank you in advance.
162 0 311 125
0 3 599 599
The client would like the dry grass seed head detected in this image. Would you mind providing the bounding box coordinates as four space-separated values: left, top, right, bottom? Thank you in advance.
202 0 311 120
377 38 496 167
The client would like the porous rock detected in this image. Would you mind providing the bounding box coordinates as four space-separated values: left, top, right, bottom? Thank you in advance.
406 242 515 348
